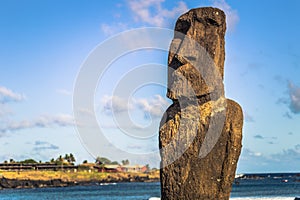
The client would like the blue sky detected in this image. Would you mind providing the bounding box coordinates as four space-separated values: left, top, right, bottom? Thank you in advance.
0 0 300 173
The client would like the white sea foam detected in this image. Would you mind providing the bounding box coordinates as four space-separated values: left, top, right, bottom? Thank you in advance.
150 197 295 200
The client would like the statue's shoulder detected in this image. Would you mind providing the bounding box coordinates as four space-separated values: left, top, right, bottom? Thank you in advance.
226 99 243 117
226 99 243 134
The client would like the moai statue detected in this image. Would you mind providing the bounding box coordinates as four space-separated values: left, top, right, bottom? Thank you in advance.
159 7 243 200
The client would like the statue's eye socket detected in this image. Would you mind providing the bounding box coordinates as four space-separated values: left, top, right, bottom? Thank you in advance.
206 18 220 27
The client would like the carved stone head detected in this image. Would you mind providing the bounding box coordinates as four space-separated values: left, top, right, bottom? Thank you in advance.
167 7 226 101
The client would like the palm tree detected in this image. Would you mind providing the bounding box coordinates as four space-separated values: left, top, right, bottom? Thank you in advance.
59 155 63 162
69 153 76 164
56 155 64 165
64 154 70 162
121 159 129 165
56 155 64 170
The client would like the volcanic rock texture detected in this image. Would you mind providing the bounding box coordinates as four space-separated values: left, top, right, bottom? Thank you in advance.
159 7 243 200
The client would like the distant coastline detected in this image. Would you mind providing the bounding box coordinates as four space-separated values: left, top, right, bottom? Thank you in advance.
0 155 159 189
0 170 160 189
2 171 300 190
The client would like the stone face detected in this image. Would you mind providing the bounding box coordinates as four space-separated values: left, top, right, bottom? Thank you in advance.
167 7 226 100
159 7 243 200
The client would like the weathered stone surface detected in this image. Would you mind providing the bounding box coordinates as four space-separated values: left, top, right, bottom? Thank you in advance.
159 7 243 200
167 7 226 100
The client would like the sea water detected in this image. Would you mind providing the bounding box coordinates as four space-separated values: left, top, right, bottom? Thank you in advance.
0 183 160 200
0 173 299 199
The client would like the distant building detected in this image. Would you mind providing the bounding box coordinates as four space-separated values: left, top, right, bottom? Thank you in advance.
78 163 98 172
95 164 148 173
0 163 78 171
94 164 120 173
119 165 148 173
0 162 148 173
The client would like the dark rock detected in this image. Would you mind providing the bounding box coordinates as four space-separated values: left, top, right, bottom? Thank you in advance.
0 177 71 189
160 7 243 200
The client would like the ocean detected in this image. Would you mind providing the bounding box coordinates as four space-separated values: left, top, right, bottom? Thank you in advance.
0 173 299 199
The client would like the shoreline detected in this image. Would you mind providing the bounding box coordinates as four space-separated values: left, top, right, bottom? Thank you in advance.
0 170 160 189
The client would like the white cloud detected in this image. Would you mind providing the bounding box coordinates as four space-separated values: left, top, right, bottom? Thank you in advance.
102 95 132 114
134 94 170 118
128 0 188 27
0 86 25 103
102 0 185 36
288 82 300 114
100 94 170 119
270 145 300 162
242 148 263 158
33 141 59 151
238 146 300 172
0 114 75 133
48 114 75 127
0 86 24 130
212 0 239 31
77 108 94 116
0 87 75 134
101 22 128 36
253 152 262 157
56 89 72 96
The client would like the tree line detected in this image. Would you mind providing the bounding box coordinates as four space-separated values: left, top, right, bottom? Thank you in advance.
3 155 131 166
4 153 76 165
